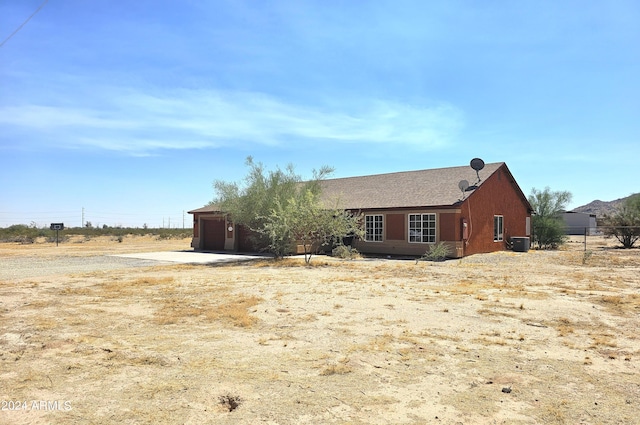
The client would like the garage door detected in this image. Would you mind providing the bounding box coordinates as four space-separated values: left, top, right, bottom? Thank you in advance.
202 219 226 251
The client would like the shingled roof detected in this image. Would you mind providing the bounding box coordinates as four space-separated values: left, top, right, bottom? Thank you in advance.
191 162 515 214
188 204 222 214
318 162 505 210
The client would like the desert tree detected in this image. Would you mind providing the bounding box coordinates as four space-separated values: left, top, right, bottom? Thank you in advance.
601 194 640 248
528 186 572 249
262 188 364 263
212 157 363 262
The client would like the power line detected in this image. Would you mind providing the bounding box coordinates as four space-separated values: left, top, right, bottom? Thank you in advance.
0 0 49 48
0 211 78 214
0 207 193 228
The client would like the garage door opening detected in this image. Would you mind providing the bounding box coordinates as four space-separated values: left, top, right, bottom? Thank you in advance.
201 218 226 251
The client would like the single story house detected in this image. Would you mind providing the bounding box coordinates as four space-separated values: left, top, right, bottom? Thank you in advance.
562 211 598 235
189 161 533 258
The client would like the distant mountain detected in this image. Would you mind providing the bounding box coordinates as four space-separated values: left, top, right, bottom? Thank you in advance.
572 194 639 217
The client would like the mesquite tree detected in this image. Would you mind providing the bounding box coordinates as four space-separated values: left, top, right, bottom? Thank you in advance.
601 194 640 248
528 187 572 249
212 157 363 262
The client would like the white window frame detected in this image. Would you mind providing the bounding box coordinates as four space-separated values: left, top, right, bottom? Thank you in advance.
365 214 383 242
408 213 436 243
494 215 504 242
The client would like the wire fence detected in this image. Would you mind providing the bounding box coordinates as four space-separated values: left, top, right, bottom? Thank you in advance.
531 225 640 251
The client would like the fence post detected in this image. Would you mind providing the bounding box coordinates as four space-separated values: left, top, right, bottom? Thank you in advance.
584 227 587 251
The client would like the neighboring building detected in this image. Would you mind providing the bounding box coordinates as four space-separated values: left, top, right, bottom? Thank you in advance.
562 211 598 235
189 161 533 258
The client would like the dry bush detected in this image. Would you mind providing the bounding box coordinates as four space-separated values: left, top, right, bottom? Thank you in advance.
218 394 243 412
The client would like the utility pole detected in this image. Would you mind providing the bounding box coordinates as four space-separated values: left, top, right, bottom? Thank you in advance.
82 207 85 227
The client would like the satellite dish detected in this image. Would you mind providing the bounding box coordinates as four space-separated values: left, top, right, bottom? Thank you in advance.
458 180 469 192
470 158 485 183
470 158 485 172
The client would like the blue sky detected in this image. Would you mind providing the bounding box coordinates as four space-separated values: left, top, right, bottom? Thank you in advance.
1 0 638 228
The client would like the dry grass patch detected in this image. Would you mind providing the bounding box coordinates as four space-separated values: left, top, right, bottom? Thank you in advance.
319 357 353 376
155 292 263 327
100 275 176 298
130 276 176 285
346 333 396 354
554 317 575 337
589 332 618 349
2 240 640 424
597 293 640 316
418 330 462 343
476 307 517 319
473 330 509 346
204 295 262 327
251 258 336 268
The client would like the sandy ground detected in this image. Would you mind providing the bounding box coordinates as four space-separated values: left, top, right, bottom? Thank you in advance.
1 235 639 424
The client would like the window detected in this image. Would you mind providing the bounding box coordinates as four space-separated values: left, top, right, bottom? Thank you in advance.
408 213 436 243
494 215 504 242
365 215 383 242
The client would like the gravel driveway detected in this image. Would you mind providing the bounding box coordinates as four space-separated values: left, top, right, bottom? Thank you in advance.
0 251 271 281
0 256 170 280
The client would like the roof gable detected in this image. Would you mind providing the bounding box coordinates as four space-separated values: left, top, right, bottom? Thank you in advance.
319 162 506 210
188 205 222 214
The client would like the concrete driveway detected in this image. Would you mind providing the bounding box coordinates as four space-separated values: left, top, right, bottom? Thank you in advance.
112 251 271 264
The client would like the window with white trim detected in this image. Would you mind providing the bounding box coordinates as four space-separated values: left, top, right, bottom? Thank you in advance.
494 215 504 242
365 214 383 242
408 213 436 243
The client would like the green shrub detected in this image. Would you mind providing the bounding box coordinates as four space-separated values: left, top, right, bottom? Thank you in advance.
419 242 451 262
528 187 572 250
47 235 69 244
0 225 191 242
331 244 360 260
0 225 46 243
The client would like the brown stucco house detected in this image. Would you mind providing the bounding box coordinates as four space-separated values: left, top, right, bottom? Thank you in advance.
189 161 533 258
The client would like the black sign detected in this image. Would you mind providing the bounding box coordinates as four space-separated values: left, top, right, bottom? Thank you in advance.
50 223 64 230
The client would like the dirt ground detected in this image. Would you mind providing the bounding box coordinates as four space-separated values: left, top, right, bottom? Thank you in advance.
1 235 639 424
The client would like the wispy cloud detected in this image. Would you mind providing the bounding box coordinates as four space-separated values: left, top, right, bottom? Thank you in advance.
0 88 464 155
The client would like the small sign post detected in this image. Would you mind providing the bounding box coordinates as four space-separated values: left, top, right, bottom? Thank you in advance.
50 223 64 246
